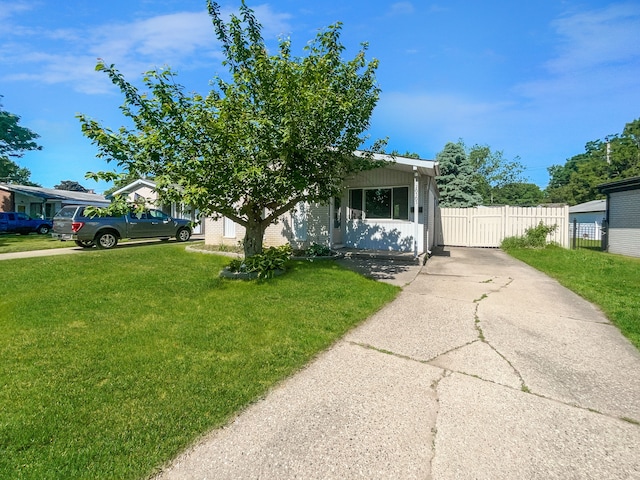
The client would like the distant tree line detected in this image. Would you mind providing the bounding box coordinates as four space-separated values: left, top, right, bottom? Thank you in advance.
435 141 543 207
435 117 640 207
545 118 640 205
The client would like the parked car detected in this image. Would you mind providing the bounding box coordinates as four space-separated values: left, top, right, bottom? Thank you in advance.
52 205 192 249
0 212 53 235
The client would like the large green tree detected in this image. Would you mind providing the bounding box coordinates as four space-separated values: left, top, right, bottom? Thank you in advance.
79 1 382 257
0 98 41 185
545 118 640 204
492 182 543 206
436 142 482 207
467 143 525 204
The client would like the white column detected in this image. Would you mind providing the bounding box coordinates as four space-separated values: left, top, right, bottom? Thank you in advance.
329 197 334 249
413 168 420 257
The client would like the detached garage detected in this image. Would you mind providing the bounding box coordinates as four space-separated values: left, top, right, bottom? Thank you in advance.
598 176 640 258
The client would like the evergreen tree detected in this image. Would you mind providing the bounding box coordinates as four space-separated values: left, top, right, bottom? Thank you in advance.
54 180 89 192
436 142 482 207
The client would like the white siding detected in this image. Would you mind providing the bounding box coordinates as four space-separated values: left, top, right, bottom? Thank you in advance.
608 189 640 257
343 168 425 253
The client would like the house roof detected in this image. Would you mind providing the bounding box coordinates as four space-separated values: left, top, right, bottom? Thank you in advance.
109 178 157 198
0 183 110 206
598 176 640 194
568 199 606 214
354 151 440 177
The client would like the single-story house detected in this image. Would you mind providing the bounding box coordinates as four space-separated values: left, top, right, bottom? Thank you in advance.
0 183 110 219
110 178 204 234
205 153 441 257
598 176 640 258
568 199 606 240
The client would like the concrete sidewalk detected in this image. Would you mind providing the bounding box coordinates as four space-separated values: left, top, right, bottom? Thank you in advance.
155 247 640 479
0 235 206 261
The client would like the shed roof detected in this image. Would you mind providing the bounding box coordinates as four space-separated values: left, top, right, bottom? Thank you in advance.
598 176 640 194
569 199 606 214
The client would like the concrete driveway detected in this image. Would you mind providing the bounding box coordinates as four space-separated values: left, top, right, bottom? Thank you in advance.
155 246 640 479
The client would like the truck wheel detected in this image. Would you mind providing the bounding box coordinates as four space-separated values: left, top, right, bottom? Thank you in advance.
74 240 95 248
176 228 191 242
95 232 118 249
37 225 50 235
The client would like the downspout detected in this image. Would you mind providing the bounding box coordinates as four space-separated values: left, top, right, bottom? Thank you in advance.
603 193 610 252
413 168 419 259
425 175 433 259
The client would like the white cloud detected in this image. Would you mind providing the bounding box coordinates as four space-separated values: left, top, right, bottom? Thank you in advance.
0 3 292 94
0 0 32 21
375 91 514 142
388 2 415 16
517 3 640 101
548 3 640 74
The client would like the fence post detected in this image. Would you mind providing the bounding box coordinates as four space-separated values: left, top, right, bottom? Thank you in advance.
572 218 577 250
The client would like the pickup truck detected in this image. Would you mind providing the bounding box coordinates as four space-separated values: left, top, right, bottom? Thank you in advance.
0 212 53 235
52 205 192 249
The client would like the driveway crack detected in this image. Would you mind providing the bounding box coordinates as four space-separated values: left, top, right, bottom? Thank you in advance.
472 278 530 393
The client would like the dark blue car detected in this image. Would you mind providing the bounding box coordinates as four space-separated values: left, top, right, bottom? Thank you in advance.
0 212 53 235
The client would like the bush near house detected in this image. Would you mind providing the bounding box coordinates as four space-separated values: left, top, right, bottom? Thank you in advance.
500 221 558 249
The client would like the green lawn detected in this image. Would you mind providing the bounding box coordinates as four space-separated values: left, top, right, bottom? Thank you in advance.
0 233 74 253
0 244 399 479
504 245 640 350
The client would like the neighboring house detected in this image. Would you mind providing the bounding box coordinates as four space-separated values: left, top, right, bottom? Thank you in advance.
598 176 640 258
110 178 204 234
568 199 606 241
205 154 440 257
0 183 110 219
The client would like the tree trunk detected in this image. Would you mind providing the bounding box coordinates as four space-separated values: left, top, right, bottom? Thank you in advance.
243 218 264 258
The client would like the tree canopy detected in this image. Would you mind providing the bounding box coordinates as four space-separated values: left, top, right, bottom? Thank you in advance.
467 143 525 204
54 180 89 192
79 1 383 257
492 182 543 206
545 118 640 205
436 142 482 207
435 140 533 206
0 98 41 185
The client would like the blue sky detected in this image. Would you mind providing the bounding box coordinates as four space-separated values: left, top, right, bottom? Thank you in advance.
2 0 640 192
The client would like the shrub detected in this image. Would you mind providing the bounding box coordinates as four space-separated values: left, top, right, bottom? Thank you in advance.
227 244 292 279
501 221 558 250
305 243 332 257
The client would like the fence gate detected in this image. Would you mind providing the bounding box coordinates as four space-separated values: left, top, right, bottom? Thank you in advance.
570 219 606 251
437 206 569 248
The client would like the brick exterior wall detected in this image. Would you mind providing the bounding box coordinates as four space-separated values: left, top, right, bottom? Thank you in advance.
0 189 13 211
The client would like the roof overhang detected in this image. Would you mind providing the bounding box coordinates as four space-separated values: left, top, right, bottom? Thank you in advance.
598 176 640 194
110 179 158 197
353 151 440 177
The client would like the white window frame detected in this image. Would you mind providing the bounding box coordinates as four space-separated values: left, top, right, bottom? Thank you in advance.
348 186 410 221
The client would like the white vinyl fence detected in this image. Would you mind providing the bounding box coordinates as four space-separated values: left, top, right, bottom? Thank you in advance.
437 206 569 248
